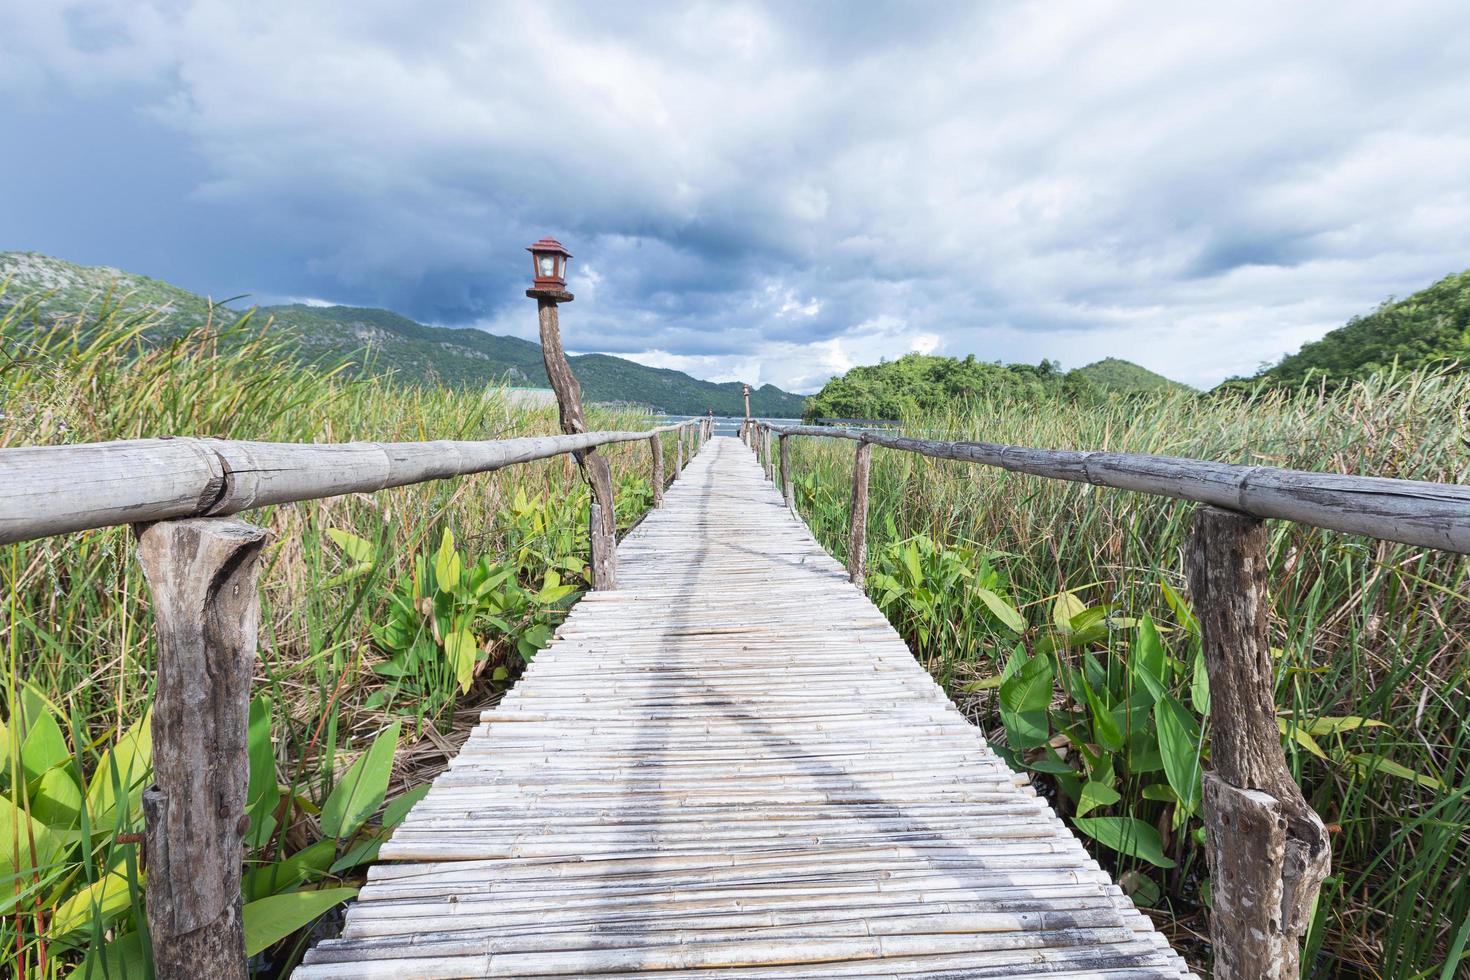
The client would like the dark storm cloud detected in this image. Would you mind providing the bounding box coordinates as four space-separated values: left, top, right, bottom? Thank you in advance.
3 1 1469 391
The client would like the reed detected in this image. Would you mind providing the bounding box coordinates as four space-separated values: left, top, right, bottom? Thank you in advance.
0 292 668 977
785 371 1470 976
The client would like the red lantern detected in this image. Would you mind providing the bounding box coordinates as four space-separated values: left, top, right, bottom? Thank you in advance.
526 237 571 289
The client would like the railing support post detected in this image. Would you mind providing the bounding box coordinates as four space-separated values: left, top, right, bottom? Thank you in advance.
533 294 616 589
649 434 664 507
588 499 614 587
136 517 268 980
1186 505 1330 980
847 439 872 587
763 428 774 482
676 424 685 475
779 434 794 510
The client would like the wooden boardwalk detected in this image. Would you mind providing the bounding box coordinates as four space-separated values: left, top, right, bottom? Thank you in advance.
296 437 1197 979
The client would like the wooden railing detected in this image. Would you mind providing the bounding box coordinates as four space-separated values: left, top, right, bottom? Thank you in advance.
0 416 710 978
745 418 1470 980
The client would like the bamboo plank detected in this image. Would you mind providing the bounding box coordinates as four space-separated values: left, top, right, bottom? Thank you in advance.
294 438 1196 979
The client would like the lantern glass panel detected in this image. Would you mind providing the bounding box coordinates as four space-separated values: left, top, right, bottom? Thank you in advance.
538 255 556 277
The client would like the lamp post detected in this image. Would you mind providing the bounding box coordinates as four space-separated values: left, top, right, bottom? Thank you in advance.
742 383 752 446
525 237 618 590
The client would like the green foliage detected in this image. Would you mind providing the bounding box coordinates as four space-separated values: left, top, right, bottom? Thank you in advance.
1074 357 1193 395
0 292 667 976
801 352 1184 421
1245 267 1470 386
785 372 1470 975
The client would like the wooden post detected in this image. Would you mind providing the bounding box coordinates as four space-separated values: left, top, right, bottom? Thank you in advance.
676 424 685 475
763 428 775 482
780 434 794 510
532 292 616 589
847 440 872 587
649 434 664 507
1186 505 1330 980
588 500 613 588
136 518 268 980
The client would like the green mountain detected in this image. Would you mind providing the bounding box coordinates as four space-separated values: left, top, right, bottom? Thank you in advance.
802 352 1188 421
1074 357 1191 394
0 251 807 417
1248 268 1470 386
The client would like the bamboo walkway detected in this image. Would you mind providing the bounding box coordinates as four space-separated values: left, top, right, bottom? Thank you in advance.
296 437 1198 979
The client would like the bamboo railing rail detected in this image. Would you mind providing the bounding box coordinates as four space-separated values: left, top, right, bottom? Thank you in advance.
0 422 704 547
752 419 1470 979
0 416 706 978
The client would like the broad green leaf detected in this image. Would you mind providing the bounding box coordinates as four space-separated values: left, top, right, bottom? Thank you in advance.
1076 780 1121 817
1142 783 1179 803
1083 678 1124 752
329 830 387 874
1155 695 1203 813
320 721 400 839
381 785 431 828
444 629 479 693
433 530 462 591
65 928 147 980
243 887 359 955
999 653 1052 749
86 711 152 834
958 676 1003 693
246 695 280 849
1349 752 1445 790
1130 614 1166 691
1053 591 1086 633
1277 718 1329 761
325 528 375 563
48 867 134 938
1159 579 1200 634
1303 715 1391 736
31 765 83 829
1190 650 1210 715
0 793 67 881
1119 869 1162 907
18 687 68 783
244 839 336 902
1073 816 1175 868
975 588 1026 633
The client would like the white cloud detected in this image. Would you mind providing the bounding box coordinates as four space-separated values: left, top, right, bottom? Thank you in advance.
3 1 1469 390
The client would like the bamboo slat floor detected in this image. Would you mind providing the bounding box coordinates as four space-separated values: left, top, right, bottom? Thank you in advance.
296 437 1199 979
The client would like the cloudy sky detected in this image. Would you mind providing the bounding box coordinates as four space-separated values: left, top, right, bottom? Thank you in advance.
4 2 1468 391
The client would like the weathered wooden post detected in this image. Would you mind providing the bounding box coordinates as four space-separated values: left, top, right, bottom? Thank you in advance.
526 237 617 589
649 433 664 507
847 439 873 587
742 382 751 426
1186 506 1330 980
763 427 775 482
136 517 268 980
676 423 685 475
779 434 795 510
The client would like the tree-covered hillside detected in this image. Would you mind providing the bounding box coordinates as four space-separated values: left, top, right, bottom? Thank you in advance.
1074 357 1191 394
0 252 806 416
1249 268 1470 385
802 353 1186 420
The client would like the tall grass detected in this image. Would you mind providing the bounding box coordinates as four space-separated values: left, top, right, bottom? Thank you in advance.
786 372 1470 977
0 292 672 977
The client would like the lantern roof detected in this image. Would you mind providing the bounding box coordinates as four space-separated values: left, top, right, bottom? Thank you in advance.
526 237 572 258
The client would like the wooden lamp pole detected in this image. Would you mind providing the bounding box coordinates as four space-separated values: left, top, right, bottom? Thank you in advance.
526 237 618 589
742 383 752 446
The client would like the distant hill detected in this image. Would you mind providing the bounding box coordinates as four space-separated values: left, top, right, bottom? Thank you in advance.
1074 357 1191 394
0 251 807 417
1245 268 1470 386
802 353 1189 420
